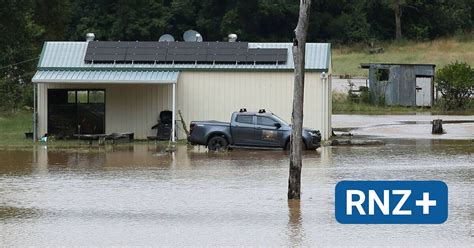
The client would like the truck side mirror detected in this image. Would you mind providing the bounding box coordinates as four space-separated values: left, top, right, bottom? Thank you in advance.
274 123 281 129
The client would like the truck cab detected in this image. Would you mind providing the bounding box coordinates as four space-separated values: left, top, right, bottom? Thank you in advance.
231 109 290 148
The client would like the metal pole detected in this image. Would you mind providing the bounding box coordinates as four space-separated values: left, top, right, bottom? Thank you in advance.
328 74 332 138
325 74 328 139
320 72 328 140
172 83 176 142
324 75 327 140
323 75 326 140
33 83 37 142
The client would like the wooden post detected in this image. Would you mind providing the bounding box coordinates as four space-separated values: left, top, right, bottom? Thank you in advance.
432 119 443 134
178 110 189 137
288 0 311 200
33 82 37 142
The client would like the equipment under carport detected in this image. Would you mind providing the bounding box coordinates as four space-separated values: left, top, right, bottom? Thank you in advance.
150 110 173 140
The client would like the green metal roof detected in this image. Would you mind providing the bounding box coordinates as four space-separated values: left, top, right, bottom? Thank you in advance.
32 70 178 84
36 41 331 71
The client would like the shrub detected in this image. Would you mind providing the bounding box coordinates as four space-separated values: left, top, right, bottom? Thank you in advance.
360 86 370 104
435 61 473 110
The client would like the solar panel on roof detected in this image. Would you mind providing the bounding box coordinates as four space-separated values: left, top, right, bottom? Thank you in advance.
129 41 160 48
126 54 167 62
174 54 196 62
212 42 248 49
88 47 127 54
84 41 287 64
89 41 130 48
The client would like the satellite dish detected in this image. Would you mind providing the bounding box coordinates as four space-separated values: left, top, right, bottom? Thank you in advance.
183 30 203 42
159 34 175 42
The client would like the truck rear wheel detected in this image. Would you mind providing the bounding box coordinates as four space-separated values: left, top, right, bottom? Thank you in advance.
207 136 228 151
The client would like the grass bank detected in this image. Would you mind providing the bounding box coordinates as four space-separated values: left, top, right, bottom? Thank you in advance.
332 37 474 76
332 93 474 115
0 110 33 147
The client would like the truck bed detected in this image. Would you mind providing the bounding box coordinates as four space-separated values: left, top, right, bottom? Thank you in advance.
188 120 232 146
191 120 230 126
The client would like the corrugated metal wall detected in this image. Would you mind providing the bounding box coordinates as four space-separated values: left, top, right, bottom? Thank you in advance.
176 71 331 140
367 64 435 107
37 71 332 140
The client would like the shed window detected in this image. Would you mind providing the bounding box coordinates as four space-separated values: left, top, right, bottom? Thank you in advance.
67 91 76 103
89 90 105 103
77 91 88 103
236 115 253 124
376 69 389 81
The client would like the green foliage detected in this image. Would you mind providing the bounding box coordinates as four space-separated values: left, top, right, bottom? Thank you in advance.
0 0 473 111
34 0 72 40
332 92 473 115
0 110 33 146
0 0 43 110
330 2 371 43
61 0 474 43
360 87 371 103
333 92 419 114
435 61 474 110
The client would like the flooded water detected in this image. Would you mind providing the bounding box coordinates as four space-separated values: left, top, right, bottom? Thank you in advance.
333 114 474 140
0 141 472 247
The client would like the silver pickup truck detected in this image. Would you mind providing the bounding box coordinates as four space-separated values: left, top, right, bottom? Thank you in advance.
187 109 321 151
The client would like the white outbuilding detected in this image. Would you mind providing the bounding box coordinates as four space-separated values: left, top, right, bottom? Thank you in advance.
32 37 332 141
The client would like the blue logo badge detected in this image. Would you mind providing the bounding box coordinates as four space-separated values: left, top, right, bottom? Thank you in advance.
335 181 448 224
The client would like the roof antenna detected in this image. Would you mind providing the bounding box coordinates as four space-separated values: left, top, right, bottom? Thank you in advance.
228 33 238 42
85 33 95 42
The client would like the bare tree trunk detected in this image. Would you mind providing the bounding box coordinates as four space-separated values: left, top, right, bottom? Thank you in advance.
394 0 402 40
288 0 311 200
432 119 444 134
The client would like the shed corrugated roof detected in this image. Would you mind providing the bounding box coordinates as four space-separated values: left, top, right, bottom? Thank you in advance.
32 70 178 84
360 63 436 69
37 41 330 71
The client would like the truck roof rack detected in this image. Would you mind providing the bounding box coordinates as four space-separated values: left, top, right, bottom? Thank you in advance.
258 109 266 113
239 108 247 112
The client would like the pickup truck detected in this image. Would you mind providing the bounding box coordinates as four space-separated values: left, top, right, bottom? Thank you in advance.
187 109 321 151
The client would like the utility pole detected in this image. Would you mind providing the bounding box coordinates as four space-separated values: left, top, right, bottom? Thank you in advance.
288 0 311 200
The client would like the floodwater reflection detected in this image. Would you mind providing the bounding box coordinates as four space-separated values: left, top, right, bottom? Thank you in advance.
0 140 472 246
287 200 305 247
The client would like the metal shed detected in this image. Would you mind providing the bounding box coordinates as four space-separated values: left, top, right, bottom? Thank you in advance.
361 63 436 107
32 38 333 141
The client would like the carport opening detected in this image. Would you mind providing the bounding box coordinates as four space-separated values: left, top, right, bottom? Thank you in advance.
48 89 105 138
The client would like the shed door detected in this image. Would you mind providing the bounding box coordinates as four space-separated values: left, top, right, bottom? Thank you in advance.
415 77 432 107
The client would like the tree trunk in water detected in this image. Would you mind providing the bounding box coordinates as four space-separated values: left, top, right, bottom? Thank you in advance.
288 0 311 200
432 119 443 134
394 0 402 40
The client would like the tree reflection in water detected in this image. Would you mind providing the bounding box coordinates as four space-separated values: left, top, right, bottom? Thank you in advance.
287 199 305 246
